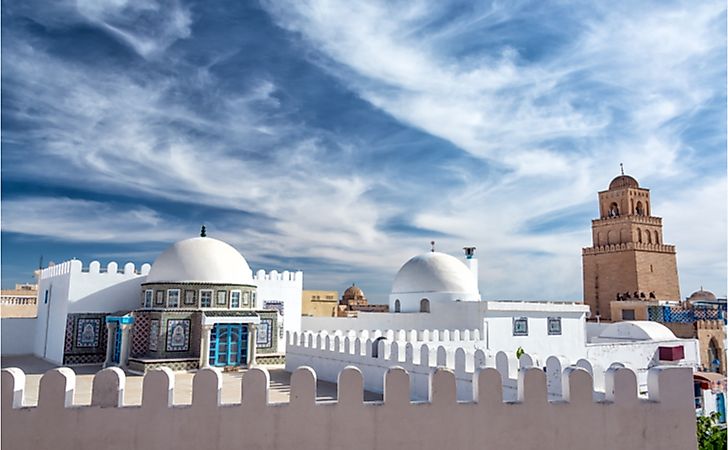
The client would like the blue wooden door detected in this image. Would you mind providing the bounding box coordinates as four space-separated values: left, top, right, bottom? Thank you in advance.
210 324 248 367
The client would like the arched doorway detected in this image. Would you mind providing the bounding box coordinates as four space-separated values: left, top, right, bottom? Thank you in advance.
420 298 430 313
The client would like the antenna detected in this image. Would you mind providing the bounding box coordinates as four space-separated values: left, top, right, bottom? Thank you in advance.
200 225 207 237
430 241 435 252
38 255 43 270
620 163 624 176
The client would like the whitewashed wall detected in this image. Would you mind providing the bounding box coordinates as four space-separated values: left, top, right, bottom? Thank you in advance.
586 339 699 392
1 364 698 450
1 318 37 355
254 270 303 353
34 261 148 364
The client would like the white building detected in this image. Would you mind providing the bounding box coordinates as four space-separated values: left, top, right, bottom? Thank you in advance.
290 248 700 397
2 234 303 370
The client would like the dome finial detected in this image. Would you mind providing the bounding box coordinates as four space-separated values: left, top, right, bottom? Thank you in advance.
620 162 624 176
430 241 435 252
200 225 207 237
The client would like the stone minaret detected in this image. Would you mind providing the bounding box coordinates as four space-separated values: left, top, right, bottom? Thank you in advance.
582 173 680 321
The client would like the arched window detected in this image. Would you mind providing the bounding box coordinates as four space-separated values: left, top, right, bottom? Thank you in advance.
708 338 722 372
645 230 652 244
394 299 401 313
654 230 659 245
631 199 635 215
420 298 430 313
608 202 620 217
636 228 642 243
635 201 644 216
646 201 650 216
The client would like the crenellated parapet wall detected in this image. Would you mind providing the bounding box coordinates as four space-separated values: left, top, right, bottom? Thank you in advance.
582 242 676 255
1 364 696 450
253 269 303 282
697 319 724 330
39 260 151 280
285 330 650 401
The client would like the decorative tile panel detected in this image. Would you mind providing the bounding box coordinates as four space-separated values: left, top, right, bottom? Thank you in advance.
166 319 191 352
256 318 273 349
75 318 101 348
149 319 160 351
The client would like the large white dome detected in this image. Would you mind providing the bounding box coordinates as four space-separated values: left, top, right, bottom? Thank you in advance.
146 237 254 285
391 252 478 295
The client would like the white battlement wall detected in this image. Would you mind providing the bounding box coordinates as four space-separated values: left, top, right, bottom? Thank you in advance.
286 328 700 397
254 269 303 352
33 260 148 364
1 364 697 450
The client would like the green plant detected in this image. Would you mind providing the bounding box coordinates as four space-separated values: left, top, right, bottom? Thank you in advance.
697 412 727 450
515 346 525 359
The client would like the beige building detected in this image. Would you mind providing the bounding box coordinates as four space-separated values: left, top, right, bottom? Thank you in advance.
1 283 38 318
582 173 680 321
301 290 339 317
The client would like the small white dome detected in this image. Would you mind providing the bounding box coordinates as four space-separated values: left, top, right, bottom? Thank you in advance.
392 252 478 295
599 321 677 341
146 237 253 285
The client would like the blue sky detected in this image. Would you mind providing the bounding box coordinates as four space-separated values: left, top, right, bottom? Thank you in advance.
2 0 726 303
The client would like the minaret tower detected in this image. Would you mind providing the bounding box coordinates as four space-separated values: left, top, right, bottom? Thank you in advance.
582 170 680 321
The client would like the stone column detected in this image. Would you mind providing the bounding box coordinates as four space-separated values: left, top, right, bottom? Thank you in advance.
119 323 133 369
200 324 214 369
248 324 257 367
103 322 117 368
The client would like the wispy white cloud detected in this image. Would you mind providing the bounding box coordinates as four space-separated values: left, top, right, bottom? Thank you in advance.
75 0 192 59
261 0 726 298
2 0 725 301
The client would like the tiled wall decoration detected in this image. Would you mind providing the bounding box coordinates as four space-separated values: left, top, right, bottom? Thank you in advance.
256 318 273 349
131 313 151 356
166 319 191 352
75 318 101 348
148 319 160 352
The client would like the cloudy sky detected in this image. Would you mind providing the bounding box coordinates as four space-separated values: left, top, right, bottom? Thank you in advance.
2 0 726 302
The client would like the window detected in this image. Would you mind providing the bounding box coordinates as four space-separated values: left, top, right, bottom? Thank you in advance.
252 292 257 308
419 298 430 313
200 290 212 307
184 290 196 306
394 299 401 313
243 291 250 307
167 289 180 308
622 309 635 320
231 290 241 308
216 290 227 306
547 317 562 335
155 291 164 306
144 290 153 308
513 317 528 336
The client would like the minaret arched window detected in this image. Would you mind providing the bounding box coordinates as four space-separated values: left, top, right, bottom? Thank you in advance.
635 201 644 216
654 231 659 245
637 228 642 243
608 202 620 217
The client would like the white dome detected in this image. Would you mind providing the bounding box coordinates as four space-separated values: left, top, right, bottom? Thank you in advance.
146 237 254 285
392 252 478 295
599 321 677 341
